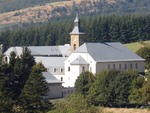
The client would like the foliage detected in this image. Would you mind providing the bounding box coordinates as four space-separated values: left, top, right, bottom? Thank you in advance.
49 93 101 113
75 71 95 96
141 76 150 104
88 69 147 107
0 73 13 113
136 47 150 69
21 63 52 113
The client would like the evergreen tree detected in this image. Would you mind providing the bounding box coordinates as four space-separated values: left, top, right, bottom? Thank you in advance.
21 63 52 113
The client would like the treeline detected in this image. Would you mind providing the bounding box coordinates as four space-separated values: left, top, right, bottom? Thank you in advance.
75 70 150 108
0 0 61 13
0 14 150 51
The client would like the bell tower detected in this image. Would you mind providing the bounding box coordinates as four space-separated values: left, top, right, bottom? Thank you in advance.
70 14 84 51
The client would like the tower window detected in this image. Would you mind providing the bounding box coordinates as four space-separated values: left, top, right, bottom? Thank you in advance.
73 44 76 50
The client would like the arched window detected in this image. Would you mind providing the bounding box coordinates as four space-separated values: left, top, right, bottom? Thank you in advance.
73 44 76 50
5 56 8 62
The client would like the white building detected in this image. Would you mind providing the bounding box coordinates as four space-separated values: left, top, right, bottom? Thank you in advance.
4 15 145 98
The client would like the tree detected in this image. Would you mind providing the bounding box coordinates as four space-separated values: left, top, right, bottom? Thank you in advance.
21 63 52 113
75 71 95 96
0 73 13 113
88 70 120 106
141 76 150 104
48 93 100 113
88 69 144 107
136 47 150 69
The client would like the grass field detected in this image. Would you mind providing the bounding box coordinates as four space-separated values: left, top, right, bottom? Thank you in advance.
125 40 150 52
104 108 150 113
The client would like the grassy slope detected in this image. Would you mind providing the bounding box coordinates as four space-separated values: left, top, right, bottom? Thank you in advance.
104 108 150 113
125 40 150 52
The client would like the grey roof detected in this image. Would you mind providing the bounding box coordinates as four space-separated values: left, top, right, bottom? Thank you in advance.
42 72 63 83
70 26 84 35
71 55 89 65
4 45 71 57
70 15 84 35
35 57 65 67
74 42 145 62
35 57 65 75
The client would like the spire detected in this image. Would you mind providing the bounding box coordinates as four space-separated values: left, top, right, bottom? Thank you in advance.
70 14 84 35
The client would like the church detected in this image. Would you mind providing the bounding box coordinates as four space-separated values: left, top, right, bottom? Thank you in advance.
4 15 145 98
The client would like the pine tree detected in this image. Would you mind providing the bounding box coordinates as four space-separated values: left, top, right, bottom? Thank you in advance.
21 63 52 113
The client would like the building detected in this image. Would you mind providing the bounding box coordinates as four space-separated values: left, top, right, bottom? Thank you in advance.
4 15 145 98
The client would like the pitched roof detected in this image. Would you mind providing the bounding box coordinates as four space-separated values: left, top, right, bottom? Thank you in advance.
4 45 71 57
70 14 84 35
71 55 89 65
42 72 63 83
70 26 84 35
74 42 145 62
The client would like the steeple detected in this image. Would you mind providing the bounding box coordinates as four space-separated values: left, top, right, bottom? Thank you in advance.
70 14 84 52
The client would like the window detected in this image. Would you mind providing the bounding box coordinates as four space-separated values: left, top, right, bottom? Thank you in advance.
119 64 121 69
61 77 63 81
82 66 85 72
108 64 110 69
60 68 63 72
130 63 132 68
5 57 8 62
125 64 127 70
90 67 92 72
53 68 56 72
68 90 70 94
136 63 138 69
68 67 70 72
73 44 76 50
113 64 115 69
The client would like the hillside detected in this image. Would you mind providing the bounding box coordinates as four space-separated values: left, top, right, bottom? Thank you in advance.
0 0 150 30
0 0 115 25
125 40 150 52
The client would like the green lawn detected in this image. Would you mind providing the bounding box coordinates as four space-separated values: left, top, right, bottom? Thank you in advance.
125 40 150 52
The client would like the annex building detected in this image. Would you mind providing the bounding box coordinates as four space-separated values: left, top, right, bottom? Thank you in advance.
4 15 145 98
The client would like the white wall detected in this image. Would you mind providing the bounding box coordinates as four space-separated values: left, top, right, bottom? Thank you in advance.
47 83 62 99
96 61 145 73
64 53 96 87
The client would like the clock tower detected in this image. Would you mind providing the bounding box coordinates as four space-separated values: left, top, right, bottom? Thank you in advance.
70 14 84 52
